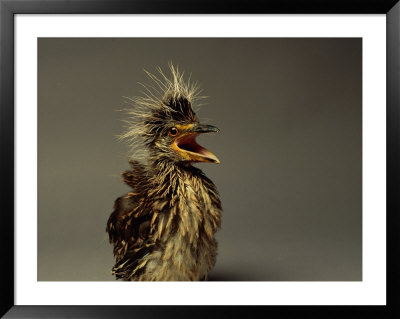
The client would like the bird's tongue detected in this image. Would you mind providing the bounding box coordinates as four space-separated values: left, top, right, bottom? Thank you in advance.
176 134 220 163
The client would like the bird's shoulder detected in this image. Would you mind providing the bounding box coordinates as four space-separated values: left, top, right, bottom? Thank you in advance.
121 159 148 189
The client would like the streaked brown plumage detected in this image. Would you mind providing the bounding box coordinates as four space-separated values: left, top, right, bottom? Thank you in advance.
106 64 222 281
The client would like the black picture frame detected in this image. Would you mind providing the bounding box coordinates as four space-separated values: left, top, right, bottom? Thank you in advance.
1 0 399 318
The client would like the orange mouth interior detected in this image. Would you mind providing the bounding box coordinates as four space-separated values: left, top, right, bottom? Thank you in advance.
174 133 220 163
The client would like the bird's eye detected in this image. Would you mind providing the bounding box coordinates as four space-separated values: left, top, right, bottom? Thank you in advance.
168 127 179 136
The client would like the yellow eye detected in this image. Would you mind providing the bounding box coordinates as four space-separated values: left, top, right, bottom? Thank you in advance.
168 127 179 136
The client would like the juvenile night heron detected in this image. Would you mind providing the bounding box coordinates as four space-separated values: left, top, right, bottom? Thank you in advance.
106 64 222 281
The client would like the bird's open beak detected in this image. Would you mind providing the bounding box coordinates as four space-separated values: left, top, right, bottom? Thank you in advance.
172 124 220 164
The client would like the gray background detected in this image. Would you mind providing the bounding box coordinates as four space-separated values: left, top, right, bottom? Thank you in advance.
38 38 361 281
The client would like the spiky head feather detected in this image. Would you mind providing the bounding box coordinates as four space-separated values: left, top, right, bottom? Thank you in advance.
120 63 205 161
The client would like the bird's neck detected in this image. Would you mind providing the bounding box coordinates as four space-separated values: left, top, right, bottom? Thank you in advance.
147 159 200 194
151 159 194 176
147 159 221 242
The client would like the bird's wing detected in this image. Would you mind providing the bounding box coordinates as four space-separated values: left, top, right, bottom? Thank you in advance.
106 160 156 279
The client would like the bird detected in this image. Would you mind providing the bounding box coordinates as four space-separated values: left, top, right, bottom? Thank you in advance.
106 63 222 281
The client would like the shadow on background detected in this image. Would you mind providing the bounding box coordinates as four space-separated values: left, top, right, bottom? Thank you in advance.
208 272 248 281
208 266 282 281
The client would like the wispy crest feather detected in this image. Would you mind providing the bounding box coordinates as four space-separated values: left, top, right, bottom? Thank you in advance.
120 63 204 160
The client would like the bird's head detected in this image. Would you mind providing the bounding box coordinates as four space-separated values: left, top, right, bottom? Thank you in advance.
121 64 220 165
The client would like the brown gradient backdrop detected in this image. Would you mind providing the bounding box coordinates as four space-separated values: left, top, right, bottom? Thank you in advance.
38 38 361 281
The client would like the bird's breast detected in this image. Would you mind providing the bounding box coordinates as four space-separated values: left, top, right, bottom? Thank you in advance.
144 175 220 280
